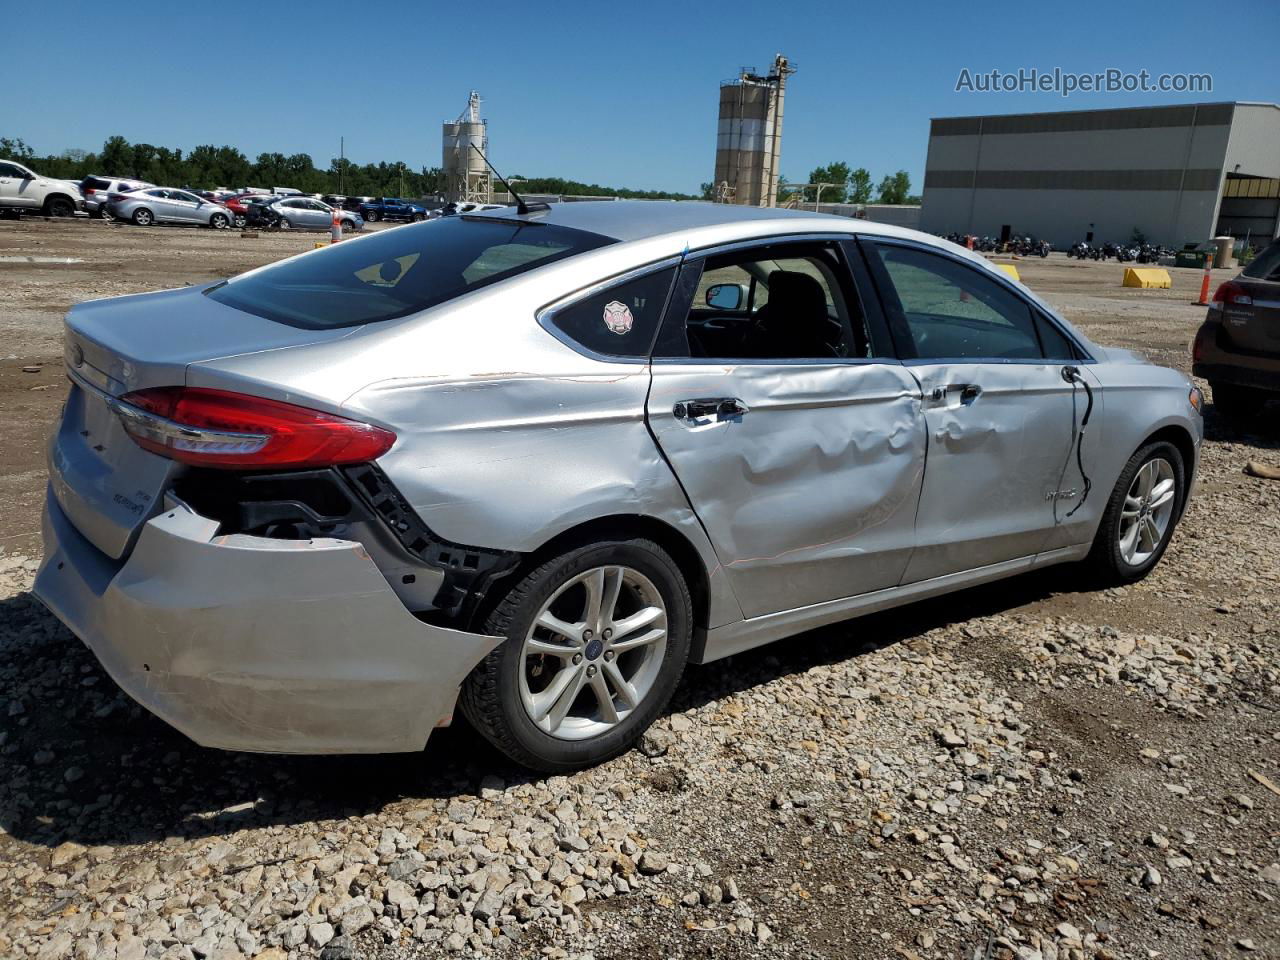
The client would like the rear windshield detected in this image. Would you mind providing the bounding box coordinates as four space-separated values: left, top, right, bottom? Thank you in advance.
206 217 616 329
82 177 112 190
1241 241 1280 282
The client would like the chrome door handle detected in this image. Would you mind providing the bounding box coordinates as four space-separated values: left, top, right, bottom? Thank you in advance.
673 397 746 424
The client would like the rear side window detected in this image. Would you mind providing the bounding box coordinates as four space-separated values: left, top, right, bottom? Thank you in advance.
83 176 112 190
207 218 615 329
1241 241 1280 282
545 267 676 359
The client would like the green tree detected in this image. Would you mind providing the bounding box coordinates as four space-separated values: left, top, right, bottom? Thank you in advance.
876 170 912 205
848 167 872 204
0 137 35 161
804 162 852 203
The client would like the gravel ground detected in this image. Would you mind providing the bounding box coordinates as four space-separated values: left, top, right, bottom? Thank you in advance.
0 219 1277 960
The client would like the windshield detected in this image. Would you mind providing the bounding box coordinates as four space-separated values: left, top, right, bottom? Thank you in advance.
206 217 615 329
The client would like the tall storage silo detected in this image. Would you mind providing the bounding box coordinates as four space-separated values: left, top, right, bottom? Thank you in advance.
713 54 793 206
443 91 491 204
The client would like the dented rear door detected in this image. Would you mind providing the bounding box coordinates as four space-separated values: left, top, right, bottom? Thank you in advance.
646 247 926 621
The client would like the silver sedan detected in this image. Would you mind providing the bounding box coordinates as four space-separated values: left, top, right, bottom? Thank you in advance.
264 196 364 232
36 202 1202 770
107 187 233 228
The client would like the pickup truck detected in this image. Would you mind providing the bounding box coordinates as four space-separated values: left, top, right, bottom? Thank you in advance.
358 197 427 223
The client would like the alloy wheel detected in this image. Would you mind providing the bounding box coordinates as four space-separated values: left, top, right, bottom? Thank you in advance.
519 565 668 741
1117 457 1176 566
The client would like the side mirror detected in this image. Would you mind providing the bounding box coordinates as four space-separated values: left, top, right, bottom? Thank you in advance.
705 283 747 311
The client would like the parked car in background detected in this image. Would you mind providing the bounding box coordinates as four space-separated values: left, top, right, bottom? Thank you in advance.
224 193 270 228
0 160 83 217
359 197 427 223
107 187 233 228
242 194 283 227
36 203 1203 770
1193 238 1280 421
341 196 373 212
79 176 151 218
262 197 362 232
321 194 347 209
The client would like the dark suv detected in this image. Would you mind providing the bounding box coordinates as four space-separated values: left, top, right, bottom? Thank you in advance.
1193 240 1280 420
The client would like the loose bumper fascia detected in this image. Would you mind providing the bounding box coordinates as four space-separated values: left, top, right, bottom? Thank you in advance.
34 490 501 754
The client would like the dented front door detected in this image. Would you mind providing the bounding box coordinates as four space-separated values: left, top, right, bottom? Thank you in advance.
646 360 926 620
900 362 1076 583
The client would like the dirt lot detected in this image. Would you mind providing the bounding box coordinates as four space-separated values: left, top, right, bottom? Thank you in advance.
0 218 1277 960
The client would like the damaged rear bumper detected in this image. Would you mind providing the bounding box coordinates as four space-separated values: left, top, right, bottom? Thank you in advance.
33 490 501 754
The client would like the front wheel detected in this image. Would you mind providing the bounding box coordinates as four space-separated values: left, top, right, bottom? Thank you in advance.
131 208 154 226
1084 441 1184 584
460 538 692 772
232 214 246 228
365 210 380 222
413 212 425 222
43 196 75 218
209 213 229 229
277 217 290 230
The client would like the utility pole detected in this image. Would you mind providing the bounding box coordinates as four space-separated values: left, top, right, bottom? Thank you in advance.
339 136 344 195
399 162 405 198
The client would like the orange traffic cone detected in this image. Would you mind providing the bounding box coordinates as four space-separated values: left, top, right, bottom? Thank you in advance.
330 209 343 245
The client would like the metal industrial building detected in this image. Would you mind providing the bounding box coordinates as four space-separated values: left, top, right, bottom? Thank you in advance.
920 101 1280 249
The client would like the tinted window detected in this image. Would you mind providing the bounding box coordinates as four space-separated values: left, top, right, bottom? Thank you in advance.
546 268 676 359
1241 241 1280 282
0 163 28 178
82 176 112 190
869 244 1042 360
1034 311 1079 360
656 242 873 361
207 218 615 329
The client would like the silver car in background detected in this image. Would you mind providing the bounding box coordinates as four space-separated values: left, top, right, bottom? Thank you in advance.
78 176 152 217
107 187 233 228
264 196 363 232
35 203 1202 771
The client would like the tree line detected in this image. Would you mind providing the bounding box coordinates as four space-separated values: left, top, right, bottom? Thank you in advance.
697 162 917 206
0 136 701 201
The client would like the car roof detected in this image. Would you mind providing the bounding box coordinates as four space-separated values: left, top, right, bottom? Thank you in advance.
465 200 858 244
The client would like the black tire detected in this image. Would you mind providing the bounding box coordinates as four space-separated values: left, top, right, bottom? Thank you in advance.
460 538 693 772
233 214 246 228
341 219 358 233
97 206 112 221
277 217 291 230
413 212 425 222
365 209 380 222
131 208 154 226
43 196 75 218
209 213 229 229
1211 382 1267 422
1083 440 1185 585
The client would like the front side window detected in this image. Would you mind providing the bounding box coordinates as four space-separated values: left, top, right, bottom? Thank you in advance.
867 244 1043 360
0 163 25 178
545 267 676 359
657 242 873 361
207 218 615 329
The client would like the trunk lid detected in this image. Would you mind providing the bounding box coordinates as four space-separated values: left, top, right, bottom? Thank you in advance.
55 284 356 559
1220 277 1280 356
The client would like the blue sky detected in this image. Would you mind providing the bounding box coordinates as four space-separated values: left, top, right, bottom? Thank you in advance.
3 0 1277 194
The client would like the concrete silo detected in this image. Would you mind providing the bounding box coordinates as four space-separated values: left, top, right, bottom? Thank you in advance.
442 91 491 204
713 54 794 207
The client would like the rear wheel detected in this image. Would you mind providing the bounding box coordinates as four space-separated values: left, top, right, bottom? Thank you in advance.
232 214 246 228
131 208 154 226
97 206 112 221
413 212 425 222
1211 382 1267 422
460 538 692 772
365 209 380 222
1084 441 1184 584
43 196 75 218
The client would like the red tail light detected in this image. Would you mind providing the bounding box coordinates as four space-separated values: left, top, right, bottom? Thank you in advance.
1211 280 1252 306
114 387 395 469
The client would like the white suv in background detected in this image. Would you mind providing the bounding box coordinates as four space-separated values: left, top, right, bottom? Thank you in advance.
0 159 83 218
